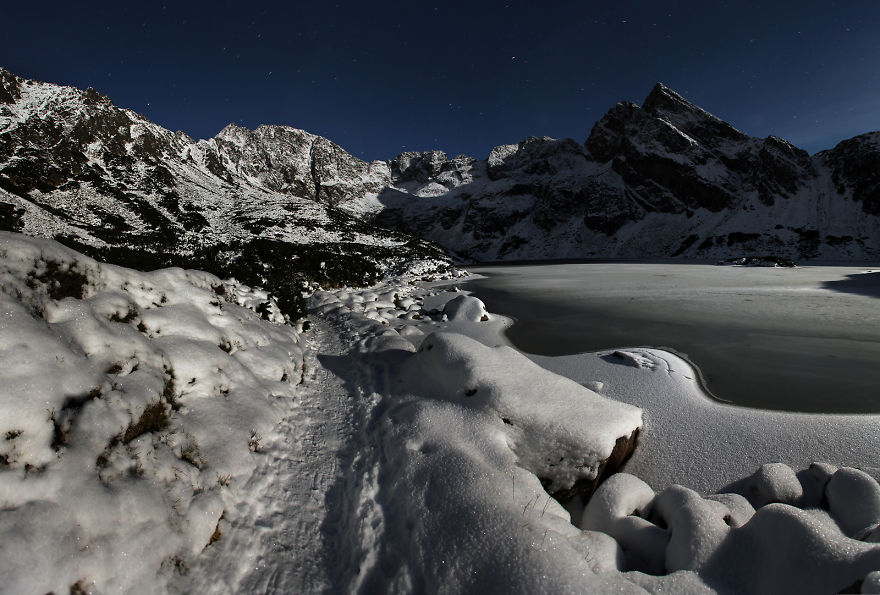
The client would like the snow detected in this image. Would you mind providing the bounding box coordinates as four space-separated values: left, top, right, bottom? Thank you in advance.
0 232 304 593
440 293 489 322
401 331 642 494
825 467 880 539
3 231 880 593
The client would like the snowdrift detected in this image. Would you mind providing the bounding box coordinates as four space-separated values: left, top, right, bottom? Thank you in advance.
0 232 304 593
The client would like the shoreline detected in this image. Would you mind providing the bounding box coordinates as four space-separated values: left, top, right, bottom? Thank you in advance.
460 263 880 414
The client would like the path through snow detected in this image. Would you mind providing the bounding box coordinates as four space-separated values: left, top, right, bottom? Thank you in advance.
170 316 364 593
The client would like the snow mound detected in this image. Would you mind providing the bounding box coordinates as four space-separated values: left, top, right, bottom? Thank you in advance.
358 396 644 593
0 232 304 593
747 462 803 506
404 332 642 496
826 467 880 540
580 471 880 592
441 294 490 322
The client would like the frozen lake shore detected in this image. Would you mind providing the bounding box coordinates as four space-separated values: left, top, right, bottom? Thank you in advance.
464 262 880 413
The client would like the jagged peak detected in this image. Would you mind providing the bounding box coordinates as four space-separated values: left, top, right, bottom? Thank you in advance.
217 122 250 136
643 83 715 120
642 82 746 142
215 122 325 146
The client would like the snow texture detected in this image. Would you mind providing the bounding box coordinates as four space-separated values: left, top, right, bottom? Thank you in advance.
0 232 303 593
3 232 880 594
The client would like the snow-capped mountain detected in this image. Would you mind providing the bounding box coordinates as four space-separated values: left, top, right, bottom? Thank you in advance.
0 67 449 316
374 84 880 261
2 65 879 279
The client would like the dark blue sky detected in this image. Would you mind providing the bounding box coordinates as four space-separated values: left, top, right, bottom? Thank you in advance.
2 1 879 160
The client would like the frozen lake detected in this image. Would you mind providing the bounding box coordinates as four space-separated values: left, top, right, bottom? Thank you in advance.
464 263 880 413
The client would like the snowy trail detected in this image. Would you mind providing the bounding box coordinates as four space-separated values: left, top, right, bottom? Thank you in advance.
171 317 364 594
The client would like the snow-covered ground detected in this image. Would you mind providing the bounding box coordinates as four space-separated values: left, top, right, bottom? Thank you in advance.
2 231 880 593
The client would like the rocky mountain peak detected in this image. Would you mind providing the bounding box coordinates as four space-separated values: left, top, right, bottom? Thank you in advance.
642 82 746 144
215 122 250 141
82 86 113 108
642 82 702 117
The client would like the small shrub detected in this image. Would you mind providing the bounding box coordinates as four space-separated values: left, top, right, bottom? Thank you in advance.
163 368 179 410
165 555 188 574
180 437 203 469
207 510 226 546
248 430 263 452
27 259 89 301
122 401 170 444
48 407 67 451
108 306 138 323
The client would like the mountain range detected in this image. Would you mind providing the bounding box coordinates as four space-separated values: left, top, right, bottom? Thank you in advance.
2 66 879 308
374 83 880 261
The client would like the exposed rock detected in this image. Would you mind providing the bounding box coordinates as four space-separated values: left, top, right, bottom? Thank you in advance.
817 132 880 216
0 67 22 104
552 428 640 503
717 256 797 267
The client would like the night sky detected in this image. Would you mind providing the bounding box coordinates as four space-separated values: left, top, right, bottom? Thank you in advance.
2 1 879 161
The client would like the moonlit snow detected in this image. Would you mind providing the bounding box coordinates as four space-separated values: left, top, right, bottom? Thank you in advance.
2 231 880 594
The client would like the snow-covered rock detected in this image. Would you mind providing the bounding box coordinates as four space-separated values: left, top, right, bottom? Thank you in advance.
404 331 642 497
441 294 489 322
747 462 804 507
825 467 880 539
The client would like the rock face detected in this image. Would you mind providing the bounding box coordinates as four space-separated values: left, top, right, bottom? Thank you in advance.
0 67 449 317
2 65 880 268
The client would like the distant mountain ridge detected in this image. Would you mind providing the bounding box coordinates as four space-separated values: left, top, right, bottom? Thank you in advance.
1 66 879 274
0 66 449 316
375 83 880 261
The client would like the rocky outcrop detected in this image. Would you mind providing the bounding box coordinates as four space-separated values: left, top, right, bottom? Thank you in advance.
817 132 880 216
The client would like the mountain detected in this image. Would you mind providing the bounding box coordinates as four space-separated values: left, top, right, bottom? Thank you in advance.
0 67 450 317
373 84 880 261
2 66 879 277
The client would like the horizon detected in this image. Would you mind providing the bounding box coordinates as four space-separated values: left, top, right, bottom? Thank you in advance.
2 2 879 160
4 63 872 163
